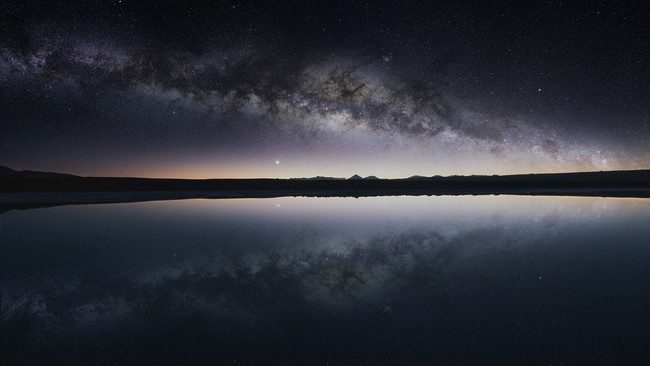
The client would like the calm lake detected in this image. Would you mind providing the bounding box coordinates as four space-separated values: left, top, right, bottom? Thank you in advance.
2 196 650 364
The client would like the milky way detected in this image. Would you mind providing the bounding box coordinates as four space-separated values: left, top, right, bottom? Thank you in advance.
1 1 648 177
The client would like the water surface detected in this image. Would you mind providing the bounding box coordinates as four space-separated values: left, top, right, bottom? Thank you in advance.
2 196 649 364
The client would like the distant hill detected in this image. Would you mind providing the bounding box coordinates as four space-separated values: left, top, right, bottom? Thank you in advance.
0 166 78 180
290 176 345 180
1 166 649 201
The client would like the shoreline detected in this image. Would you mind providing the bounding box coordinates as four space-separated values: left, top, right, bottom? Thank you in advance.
2 188 649 213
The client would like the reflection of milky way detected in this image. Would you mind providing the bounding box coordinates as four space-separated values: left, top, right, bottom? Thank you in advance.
1 196 641 334
3 197 650 363
2 22 648 177
1 232 453 326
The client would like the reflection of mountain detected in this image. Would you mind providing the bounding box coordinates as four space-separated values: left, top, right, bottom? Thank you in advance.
2 166 650 211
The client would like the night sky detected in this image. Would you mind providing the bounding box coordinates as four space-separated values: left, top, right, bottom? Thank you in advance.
1 1 649 178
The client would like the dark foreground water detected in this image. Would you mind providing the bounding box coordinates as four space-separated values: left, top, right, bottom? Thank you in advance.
1 196 649 365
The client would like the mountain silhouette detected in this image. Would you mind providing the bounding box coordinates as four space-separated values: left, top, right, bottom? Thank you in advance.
1 166 649 212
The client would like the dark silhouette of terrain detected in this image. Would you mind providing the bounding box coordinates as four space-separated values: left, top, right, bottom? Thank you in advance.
1 166 649 211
